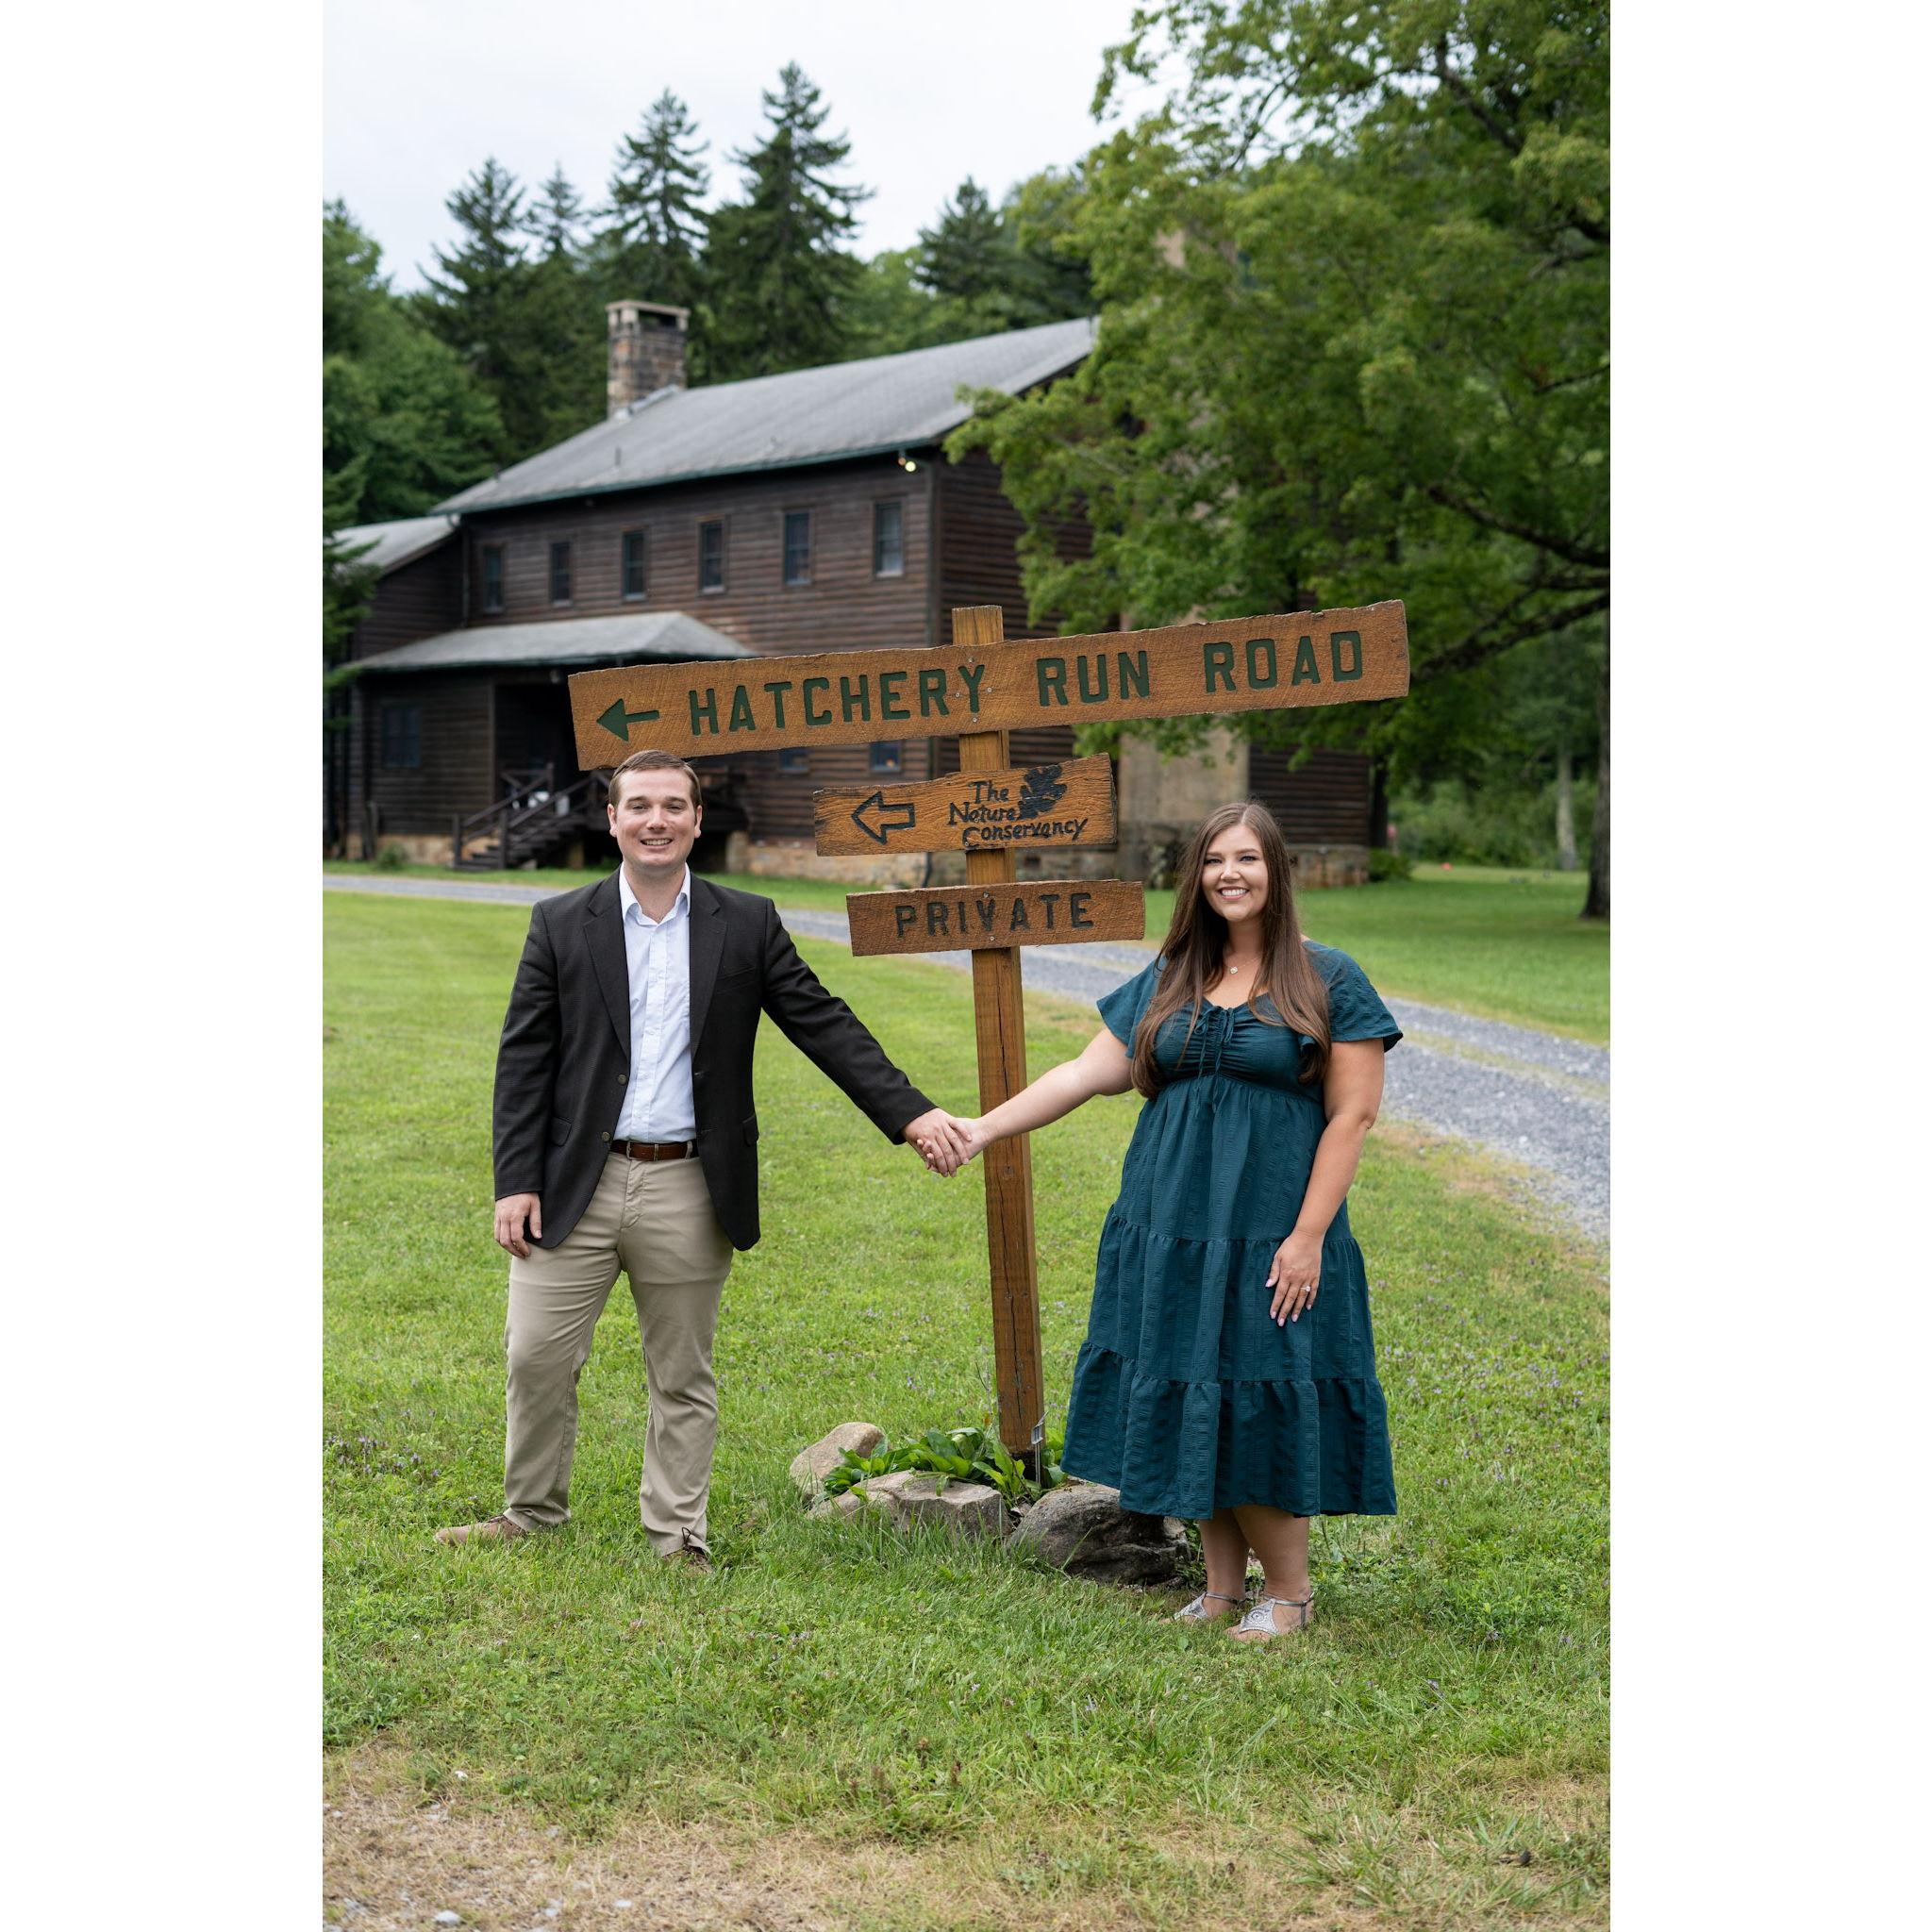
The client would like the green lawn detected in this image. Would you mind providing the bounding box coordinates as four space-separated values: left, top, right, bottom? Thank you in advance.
325 858 1607 1042
325 891 1607 1927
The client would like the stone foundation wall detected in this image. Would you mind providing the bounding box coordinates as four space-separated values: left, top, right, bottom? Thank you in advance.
1115 827 1369 890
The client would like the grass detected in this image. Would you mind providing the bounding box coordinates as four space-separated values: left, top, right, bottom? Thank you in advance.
325 858 1607 1042
325 891 1607 1927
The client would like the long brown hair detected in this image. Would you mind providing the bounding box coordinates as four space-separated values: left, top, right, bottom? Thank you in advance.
1129 801 1331 1097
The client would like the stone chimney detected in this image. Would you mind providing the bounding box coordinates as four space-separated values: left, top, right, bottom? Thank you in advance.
606 300 690 416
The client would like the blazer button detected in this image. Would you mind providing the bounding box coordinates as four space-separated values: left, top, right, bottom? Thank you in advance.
601 1131 611 1141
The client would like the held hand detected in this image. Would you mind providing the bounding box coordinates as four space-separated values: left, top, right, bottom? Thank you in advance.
1266 1231 1322 1325
494 1192 542 1259
903 1108 969 1178
914 1114 990 1172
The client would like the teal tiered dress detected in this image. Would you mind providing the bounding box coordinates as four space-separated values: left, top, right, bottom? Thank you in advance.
1061 944 1403 1520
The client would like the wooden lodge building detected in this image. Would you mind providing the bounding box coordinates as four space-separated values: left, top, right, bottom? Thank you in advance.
329 304 1376 886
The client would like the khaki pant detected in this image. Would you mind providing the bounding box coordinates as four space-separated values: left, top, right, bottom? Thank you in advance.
503 1153 734 1554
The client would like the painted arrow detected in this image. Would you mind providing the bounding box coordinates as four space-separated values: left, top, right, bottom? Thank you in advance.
850 791 917 845
597 699 663 743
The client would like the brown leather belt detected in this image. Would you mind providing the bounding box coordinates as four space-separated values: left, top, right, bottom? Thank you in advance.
613 1139 694 1162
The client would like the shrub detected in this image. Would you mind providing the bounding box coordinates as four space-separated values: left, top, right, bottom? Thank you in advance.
1392 774 1596 870
1367 848 1413 882
372 841 409 872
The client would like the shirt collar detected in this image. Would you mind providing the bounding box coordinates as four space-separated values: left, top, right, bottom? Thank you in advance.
618 864 691 926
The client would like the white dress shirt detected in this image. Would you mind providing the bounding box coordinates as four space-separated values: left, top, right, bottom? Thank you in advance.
613 865 697 1143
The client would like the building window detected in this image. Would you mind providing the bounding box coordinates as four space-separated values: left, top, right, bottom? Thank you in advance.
481 544 504 614
380 704 421 770
783 510 811 586
778 746 808 774
873 500 905 577
870 741 903 775
549 541 573 605
698 520 725 591
622 528 647 600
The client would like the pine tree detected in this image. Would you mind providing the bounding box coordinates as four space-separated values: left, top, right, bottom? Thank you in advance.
599 90 709 311
523 163 608 441
526 162 587 258
917 177 1010 308
705 63 870 379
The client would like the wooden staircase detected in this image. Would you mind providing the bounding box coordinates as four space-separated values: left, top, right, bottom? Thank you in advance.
452 767 606 872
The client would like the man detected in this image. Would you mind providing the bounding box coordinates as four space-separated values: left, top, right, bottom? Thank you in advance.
436 748 964 1564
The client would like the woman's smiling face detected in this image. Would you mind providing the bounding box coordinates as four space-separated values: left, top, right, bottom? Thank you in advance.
1201 820 1270 929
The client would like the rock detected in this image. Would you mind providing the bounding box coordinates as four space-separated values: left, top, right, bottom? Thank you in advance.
789 1422 887 1496
858 1471 1008 1539
1008 1481 1188 1584
807 1491 865 1523
434 1915 462 1927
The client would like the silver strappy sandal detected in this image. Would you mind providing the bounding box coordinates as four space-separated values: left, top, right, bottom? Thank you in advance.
1230 1591 1315 1641
1174 1589 1243 1623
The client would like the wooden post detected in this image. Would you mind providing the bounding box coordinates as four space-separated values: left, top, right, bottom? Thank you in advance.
951 604 1046 1468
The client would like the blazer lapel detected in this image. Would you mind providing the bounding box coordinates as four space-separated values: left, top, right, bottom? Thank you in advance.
584 873 630 1055
687 875 727 1050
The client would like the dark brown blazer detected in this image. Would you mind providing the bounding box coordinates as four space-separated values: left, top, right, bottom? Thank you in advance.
491 873 936 1251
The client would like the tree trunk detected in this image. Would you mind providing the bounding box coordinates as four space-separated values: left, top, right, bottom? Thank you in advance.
1581 641 1609 919
1555 733 1577 872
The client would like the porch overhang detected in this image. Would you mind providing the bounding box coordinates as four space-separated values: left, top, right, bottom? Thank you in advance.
354 609 755 675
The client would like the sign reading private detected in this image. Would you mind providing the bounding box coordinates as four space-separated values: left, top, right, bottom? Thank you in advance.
846 879 1145 958
812 755 1115 858
569 602 1407 765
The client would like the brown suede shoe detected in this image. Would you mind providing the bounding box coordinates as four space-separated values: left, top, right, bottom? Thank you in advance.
434 1512 531 1546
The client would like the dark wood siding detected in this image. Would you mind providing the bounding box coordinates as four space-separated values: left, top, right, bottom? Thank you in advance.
344 542 462 662
458 456 941 837
351 672 492 835
1248 745 1374 844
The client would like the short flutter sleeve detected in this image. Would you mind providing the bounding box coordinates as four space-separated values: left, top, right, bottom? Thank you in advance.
1309 944 1402 1052
1097 959 1163 1053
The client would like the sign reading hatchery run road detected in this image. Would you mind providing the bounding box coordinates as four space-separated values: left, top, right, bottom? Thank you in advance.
812 755 1115 858
846 879 1145 958
568 602 1407 764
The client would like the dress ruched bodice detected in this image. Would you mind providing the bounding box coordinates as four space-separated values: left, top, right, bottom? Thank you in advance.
1058 943 1403 1519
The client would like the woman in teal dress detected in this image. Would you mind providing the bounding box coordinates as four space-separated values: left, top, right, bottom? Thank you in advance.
930 801 1402 1642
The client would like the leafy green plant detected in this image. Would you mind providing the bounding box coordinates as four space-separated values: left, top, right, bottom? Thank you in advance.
372 840 409 872
818 1421 1069 1504
1366 848 1413 883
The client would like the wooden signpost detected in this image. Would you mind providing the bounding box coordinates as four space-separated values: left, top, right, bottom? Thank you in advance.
569 600 1408 1469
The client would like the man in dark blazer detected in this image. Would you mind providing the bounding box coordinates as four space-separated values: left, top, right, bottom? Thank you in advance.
436 747 963 1563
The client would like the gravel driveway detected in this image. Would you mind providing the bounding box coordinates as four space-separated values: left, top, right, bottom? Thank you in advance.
325 874 1607 1241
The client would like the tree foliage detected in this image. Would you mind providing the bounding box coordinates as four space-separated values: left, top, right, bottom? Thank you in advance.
704 64 870 379
950 0 1608 911
597 89 711 363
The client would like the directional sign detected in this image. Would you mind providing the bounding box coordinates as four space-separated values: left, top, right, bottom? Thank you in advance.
811 755 1116 858
567 602 1407 766
846 879 1145 958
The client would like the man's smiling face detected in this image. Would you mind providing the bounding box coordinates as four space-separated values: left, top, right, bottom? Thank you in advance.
608 767 701 882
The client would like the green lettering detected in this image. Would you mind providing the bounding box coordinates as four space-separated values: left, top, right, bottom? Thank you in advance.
878 670 909 721
1291 636 1321 686
726 685 756 732
958 663 987 714
803 676 832 725
1245 637 1278 688
917 667 949 717
1075 656 1108 704
1117 650 1150 701
762 679 794 726
1037 658 1068 707
689 688 719 734
1330 630 1363 681
1204 641 1236 692
839 675 872 724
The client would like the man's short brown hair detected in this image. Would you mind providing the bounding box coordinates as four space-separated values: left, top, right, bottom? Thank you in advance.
608 748 703 811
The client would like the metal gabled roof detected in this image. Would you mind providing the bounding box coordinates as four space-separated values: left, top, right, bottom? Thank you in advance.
435 316 1095 516
328 512 458 575
353 608 755 675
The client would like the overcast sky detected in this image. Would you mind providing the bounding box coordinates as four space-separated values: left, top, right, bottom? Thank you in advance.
325 0 1171 291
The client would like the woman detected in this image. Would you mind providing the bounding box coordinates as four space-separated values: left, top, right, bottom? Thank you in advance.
925 802 1402 1641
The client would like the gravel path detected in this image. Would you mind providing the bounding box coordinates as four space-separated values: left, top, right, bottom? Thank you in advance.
325 873 1607 1241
